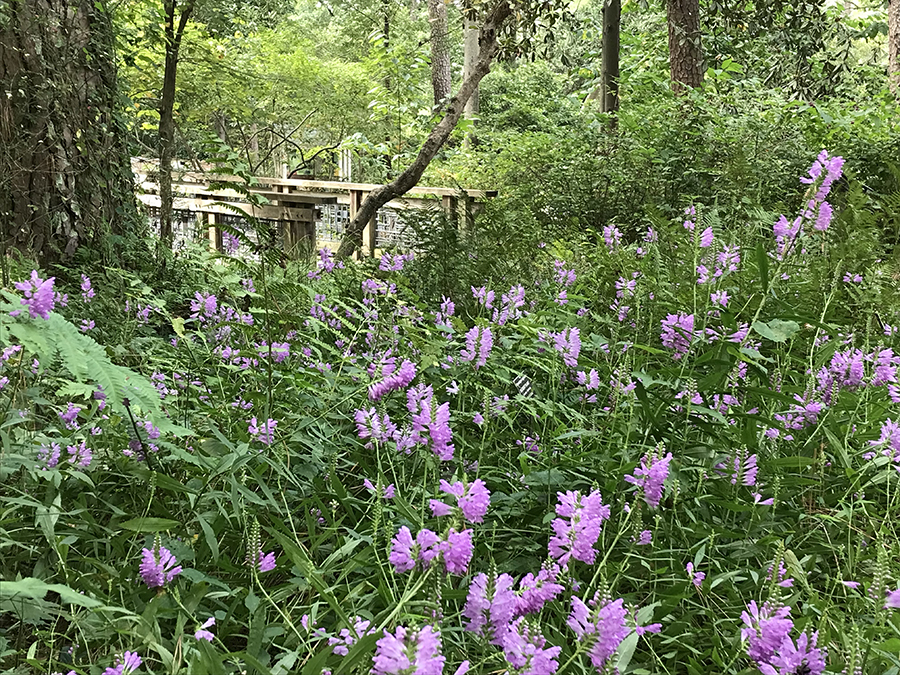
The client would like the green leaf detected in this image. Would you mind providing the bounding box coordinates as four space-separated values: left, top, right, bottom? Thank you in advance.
0 578 103 608
752 319 800 343
119 517 180 532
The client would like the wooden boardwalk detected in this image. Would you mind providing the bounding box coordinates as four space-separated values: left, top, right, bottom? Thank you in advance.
132 158 496 257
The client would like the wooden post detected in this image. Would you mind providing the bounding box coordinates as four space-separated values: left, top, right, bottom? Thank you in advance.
463 194 475 232
207 213 220 252
442 194 459 230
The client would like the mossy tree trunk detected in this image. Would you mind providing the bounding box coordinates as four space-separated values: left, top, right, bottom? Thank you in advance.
890 0 899 95
0 0 140 265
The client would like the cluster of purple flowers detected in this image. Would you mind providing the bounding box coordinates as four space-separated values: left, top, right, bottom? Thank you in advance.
222 230 241 254
492 285 526 325
256 341 290 363
610 273 639 322
308 247 344 279
660 313 695 359
460 326 493 369
139 545 182 589
463 567 564 645
80 274 95 302
407 384 455 461
248 417 277 445
774 151 844 258
551 327 581 368
429 478 490 523
371 625 453 675
568 595 660 672
354 408 398 447
328 616 376 655
864 418 900 469
194 617 216 641
740 601 825 675
102 651 142 675
548 489 611 567
603 224 622 251
624 449 673 508
12 271 56 319
369 359 417 401
389 525 473 575
379 251 414 272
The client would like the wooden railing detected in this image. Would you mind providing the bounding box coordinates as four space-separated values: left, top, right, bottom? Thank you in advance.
132 158 497 256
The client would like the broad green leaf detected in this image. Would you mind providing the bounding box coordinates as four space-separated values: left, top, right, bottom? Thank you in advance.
118 517 181 532
752 319 800 343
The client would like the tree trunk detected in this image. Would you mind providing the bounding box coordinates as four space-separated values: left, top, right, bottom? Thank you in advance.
428 0 452 106
0 0 139 265
666 0 703 92
158 0 195 244
600 0 621 114
890 0 900 95
463 13 480 118
336 0 512 258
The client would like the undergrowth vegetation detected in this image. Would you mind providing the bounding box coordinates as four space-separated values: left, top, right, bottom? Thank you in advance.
2 151 900 675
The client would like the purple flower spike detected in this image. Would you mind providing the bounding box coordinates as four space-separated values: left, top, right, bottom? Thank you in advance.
139 546 182 589
102 651 142 675
194 617 215 641
548 489 610 566
14 271 55 319
258 550 276 573
372 625 445 675
624 449 673 508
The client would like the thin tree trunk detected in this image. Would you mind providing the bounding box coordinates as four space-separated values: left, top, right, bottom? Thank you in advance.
600 0 621 115
158 0 196 244
890 0 900 95
337 0 512 257
0 0 139 265
462 9 480 146
428 0 452 106
666 0 703 92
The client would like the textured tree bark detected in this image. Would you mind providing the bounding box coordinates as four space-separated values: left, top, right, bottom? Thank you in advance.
890 0 900 95
463 13 481 119
0 0 139 265
428 0 452 106
600 0 621 115
158 0 196 243
336 0 511 258
666 0 703 92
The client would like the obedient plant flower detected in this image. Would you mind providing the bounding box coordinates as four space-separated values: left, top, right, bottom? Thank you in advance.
516 565 564 615
472 285 495 309
624 448 673 508
548 489 610 566
758 631 826 675
434 478 491 523
102 651 142 675
740 601 794 664
660 313 694 359
551 327 581 368
355 409 398 448
460 326 493 369
686 562 705 588
371 625 445 675
407 384 455 461
364 478 396 499
194 617 215 641
492 285 526 325
369 359 417 401
568 596 630 670
257 549 276 573
139 544 182 588
80 274 95 302
66 441 92 468
38 442 62 470
463 572 518 644
500 617 561 675
603 224 622 251
886 589 900 608
389 526 473 575
699 226 714 248
222 230 240 254
329 616 376 655
12 270 55 319
248 417 277 445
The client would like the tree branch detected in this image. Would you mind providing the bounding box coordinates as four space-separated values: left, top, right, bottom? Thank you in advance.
335 0 511 258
